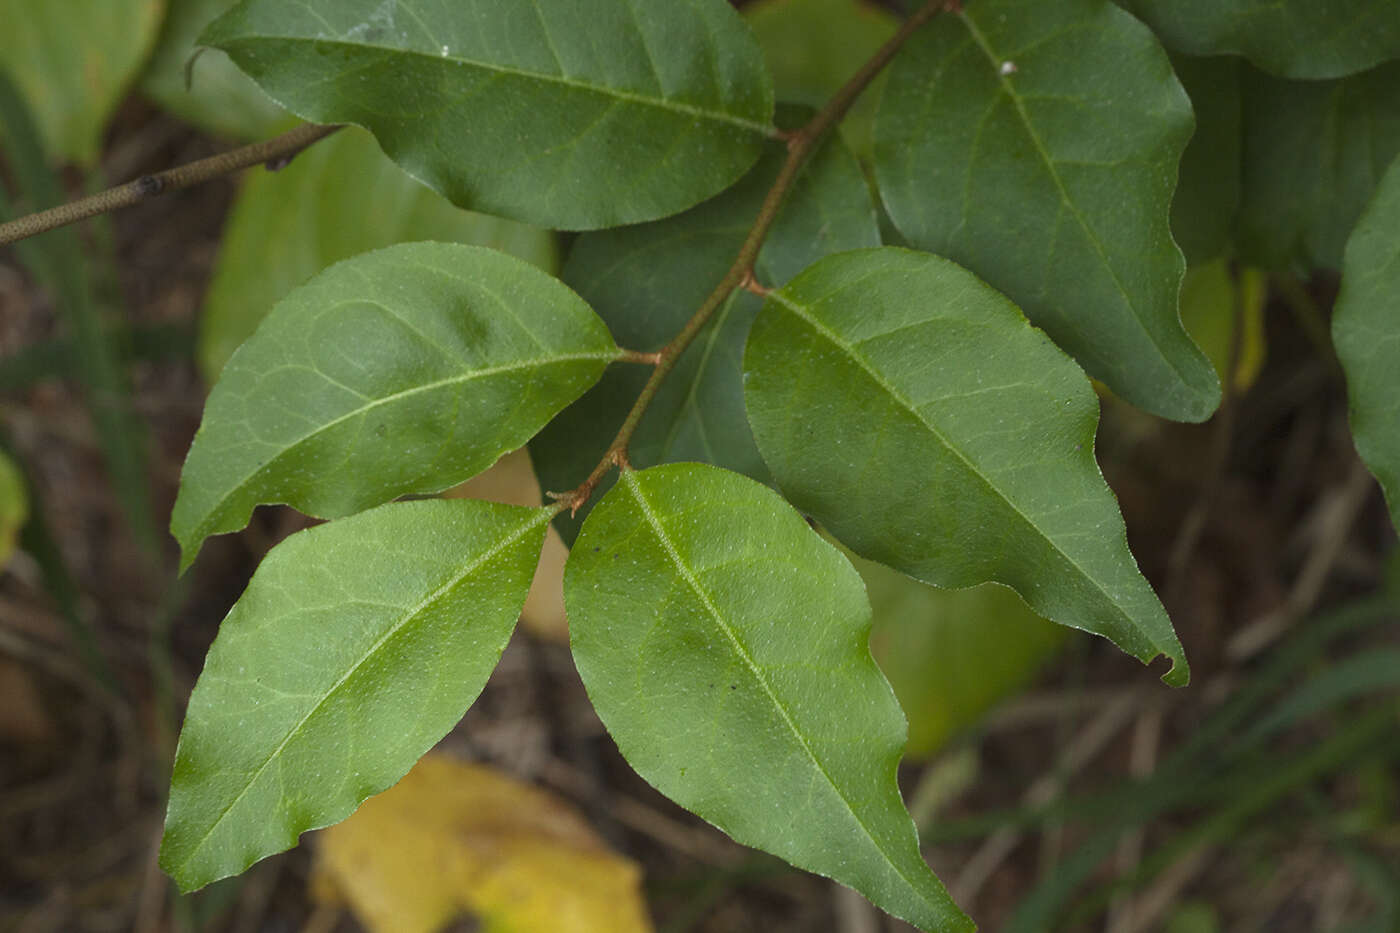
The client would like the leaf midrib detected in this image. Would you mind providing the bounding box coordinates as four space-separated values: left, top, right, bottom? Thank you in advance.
768 289 1152 649
621 470 941 913
219 33 776 138
955 11 1198 390
187 350 616 542
173 506 550 873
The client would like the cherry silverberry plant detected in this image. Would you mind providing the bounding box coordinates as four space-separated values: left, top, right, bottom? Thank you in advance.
6 0 1397 929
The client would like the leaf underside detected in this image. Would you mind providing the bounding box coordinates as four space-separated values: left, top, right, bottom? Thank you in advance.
532 106 879 542
1333 154 1400 532
160 499 550 892
744 247 1188 686
565 463 972 932
172 242 615 571
202 0 776 230
874 0 1218 422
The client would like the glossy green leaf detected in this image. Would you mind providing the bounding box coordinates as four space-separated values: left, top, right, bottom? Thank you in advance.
0 0 164 164
161 498 550 891
141 0 288 139
745 248 1189 686
859 557 1067 758
874 0 1218 422
171 242 617 571
0 449 27 566
744 0 897 160
202 0 775 230
1117 0 1400 80
1170 55 1242 266
197 126 557 379
531 111 878 542
1237 61 1400 272
1333 154 1400 532
565 463 971 932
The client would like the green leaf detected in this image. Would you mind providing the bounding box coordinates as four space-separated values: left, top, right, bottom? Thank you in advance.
873 0 1218 422
1116 0 1400 80
565 463 972 932
160 498 550 891
0 449 27 566
1170 55 1242 266
531 109 879 542
140 0 289 139
171 242 617 571
1333 154 1400 532
744 248 1189 686
1178 260 1266 391
197 126 557 380
0 0 165 164
1237 61 1400 272
201 0 775 230
859 558 1067 758
744 0 897 160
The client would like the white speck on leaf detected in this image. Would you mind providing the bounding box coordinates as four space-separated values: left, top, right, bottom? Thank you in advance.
999 60 1018 76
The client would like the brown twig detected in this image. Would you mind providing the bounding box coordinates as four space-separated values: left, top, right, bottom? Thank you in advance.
0 124 342 247
554 0 954 513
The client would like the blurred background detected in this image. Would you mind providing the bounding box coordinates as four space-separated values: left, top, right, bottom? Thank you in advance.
1 0 1397 930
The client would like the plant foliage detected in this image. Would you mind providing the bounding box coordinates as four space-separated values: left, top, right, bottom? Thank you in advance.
19 0 1385 927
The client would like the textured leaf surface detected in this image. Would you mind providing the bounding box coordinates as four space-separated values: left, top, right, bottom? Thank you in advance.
745 0 897 160
161 499 550 891
313 754 652 933
1237 62 1400 271
532 113 878 542
874 0 1218 421
172 242 616 570
0 0 164 164
744 248 1188 686
196 127 557 379
1334 155 1400 531
0 449 26 567
860 558 1067 758
1170 55 1242 266
1118 0 1400 80
141 0 289 139
566 464 971 932
203 0 775 229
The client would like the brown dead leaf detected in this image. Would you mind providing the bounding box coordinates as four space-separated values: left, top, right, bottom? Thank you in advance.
312 754 652 933
447 449 569 642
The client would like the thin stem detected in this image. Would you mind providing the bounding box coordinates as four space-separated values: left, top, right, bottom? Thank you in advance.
558 0 953 512
0 123 343 246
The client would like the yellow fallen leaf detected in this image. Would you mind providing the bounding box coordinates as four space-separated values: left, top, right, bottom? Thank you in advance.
447 448 569 642
312 754 652 933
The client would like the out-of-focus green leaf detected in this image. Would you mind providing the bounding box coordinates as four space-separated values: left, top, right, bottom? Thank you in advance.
532 108 877 542
0 450 27 566
860 555 1068 758
1170 55 1242 266
744 248 1188 685
202 0 775 229
140 0 287 139
565 463 971 932
0 0 165 164
1237 61 1400 272
1117 0 1400 80
160 499 550 891
744 0 896 160
173 243 618 570
1179 260 1266 391
1334 154 1400 532
197 126 557 379
874 0 1219 421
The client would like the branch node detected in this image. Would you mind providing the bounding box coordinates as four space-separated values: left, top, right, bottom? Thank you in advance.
136 175 165 197
739 271 772 298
